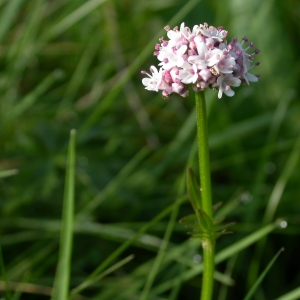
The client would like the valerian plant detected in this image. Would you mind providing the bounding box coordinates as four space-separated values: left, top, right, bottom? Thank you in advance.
142 22 260 300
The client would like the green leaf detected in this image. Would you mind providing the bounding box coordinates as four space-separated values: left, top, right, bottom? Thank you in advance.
195 208 213 233
179 214 198 225
213 217 226 225
214 222 236 232
186 168 201 211
51 129 76 300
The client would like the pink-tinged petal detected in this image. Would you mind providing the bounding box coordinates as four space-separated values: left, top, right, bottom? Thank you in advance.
172 82 184 94
244 72 258 84
199 69 212 81
142 66 164 92
177 45 188 55
224 88 235 97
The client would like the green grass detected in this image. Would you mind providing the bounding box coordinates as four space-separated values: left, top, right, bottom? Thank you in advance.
0 0 300 299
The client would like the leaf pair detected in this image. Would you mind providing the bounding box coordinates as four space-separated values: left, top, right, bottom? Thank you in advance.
180 168 234 246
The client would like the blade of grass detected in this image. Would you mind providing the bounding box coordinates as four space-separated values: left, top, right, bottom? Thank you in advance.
4 70 61 123
0 280 52 298
0 280 88 300
70 254 134 296
6 242 57 280
75 196 187 291
0 0 24 42
0 246 12 300
217 255 238 300
275 286 300 300
101 136 197 300
77 146 151 218
0 217 174 251
139 190 181 300
0 169 18 179
243 248 284 300
247 94 292 223
248 133 300 286
51 129 76 300
41 0 109 42
6 0 45 63
56 27 103 115
263 134 300 224
138 125 198 300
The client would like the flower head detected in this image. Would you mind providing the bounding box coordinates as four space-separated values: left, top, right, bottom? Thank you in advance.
142 22 260 98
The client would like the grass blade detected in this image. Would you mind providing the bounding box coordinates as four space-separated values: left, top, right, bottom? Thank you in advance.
243 248 284 300
51 129 76 300
41 0 108 42
0 169 19 179
71 254 134 296
0 0 24 42
276 286 300 300
0 246 12 300
76 196 187 291
263 134 300 223
139 196 180 300
4 70 60 123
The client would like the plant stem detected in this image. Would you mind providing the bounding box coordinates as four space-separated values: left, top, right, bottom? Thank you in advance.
202 244 215 300
195 91 212 217
195 91 214 300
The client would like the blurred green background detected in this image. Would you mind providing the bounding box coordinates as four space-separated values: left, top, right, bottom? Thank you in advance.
0 0 300 299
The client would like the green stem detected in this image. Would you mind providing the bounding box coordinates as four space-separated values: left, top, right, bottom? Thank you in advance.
202 245 215 300
195 91 214 300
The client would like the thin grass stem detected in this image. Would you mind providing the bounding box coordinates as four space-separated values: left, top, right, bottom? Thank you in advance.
51 129 76 300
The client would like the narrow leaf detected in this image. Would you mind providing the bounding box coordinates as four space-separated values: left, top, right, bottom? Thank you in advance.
195 208 213 232
71 254 134 296
51 129 76 300
214 223 236 232
0 169 19 179
186 168 201 211
243 247 284 300
275 286 300 300
0 0 24 42
213 217 226 225
179 214 198 225
0 247 12 300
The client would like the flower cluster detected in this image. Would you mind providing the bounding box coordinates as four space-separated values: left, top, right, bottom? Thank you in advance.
142 23 260 99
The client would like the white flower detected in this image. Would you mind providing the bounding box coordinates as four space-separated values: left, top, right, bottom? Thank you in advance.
199 69 212 81
142 66 164 92
208 49 236 75
165 23 191 49
229 40 259 84
158 45 187 69
199 24 228 42
178 62 198 84
244 72 258 83
188 36 210 70
217 74 241 98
